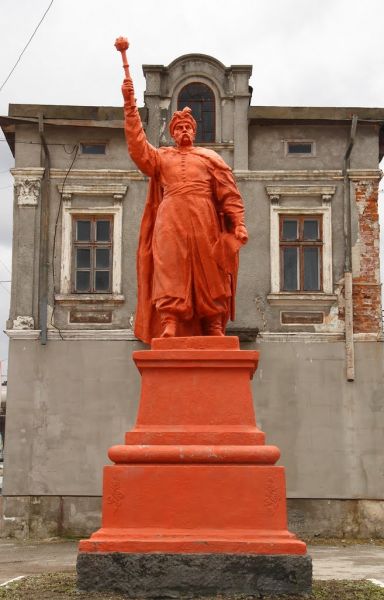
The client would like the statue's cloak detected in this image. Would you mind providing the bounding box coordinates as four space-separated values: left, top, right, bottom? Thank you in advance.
134 147 242 344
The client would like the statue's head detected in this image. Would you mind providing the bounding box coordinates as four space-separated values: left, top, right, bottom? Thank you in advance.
169 107 196 148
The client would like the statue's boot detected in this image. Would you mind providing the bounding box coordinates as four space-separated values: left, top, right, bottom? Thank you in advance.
160 313 177 338
204 315 225 336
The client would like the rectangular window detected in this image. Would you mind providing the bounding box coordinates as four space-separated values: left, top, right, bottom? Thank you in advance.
72 215 113 293
286 141 314 156
280 215 322 292
80 142 106 155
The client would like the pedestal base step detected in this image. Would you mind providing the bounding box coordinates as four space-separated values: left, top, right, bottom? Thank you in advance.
77 552 312 597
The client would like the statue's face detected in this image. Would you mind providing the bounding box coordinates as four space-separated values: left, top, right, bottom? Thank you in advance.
172 121 195 147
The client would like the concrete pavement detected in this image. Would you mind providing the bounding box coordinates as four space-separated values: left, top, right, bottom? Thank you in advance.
0 540 383 586
0 540 76 585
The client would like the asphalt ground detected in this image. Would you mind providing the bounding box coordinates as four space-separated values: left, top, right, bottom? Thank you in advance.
0 540 383 586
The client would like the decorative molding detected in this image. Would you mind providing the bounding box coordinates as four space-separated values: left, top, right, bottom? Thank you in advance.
267 293 338 306
12 316 35 330
266 185 336 203
58 184 128 200
201 143 234 151
6 329 40 340
6 329 138 341
10 168 45 178
55 294 125 304
11 168 45 207
348 169 382 181
50 169 146 181
353 332 384 342
6 329 382 343
258 332 344 342
15 179 41 206
258 331 384 343
234 169 381 181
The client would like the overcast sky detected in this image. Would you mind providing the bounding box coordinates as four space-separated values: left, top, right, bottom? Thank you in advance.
1 0 384 378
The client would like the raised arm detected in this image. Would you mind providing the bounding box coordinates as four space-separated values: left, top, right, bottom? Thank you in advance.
122 76 158 177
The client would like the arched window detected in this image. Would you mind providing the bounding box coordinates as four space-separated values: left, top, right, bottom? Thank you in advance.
177 83 215 143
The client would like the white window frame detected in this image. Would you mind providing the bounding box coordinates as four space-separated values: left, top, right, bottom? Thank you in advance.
57 184 126 302
266 185 336 303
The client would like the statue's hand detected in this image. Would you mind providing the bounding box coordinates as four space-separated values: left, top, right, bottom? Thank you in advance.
235 224 248 244
122 77 135 104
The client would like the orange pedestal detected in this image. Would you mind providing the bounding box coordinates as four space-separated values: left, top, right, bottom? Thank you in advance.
77 337 311 595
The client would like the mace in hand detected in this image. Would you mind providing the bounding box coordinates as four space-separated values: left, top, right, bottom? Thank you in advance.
114 36 130 78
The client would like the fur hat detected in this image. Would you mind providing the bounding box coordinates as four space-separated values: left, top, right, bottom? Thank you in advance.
169 106 197 137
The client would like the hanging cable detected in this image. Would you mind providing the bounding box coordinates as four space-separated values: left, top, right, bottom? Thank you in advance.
0 259 11 275
0 0 55 93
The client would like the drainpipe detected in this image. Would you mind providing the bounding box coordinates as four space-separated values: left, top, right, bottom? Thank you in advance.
38 114 51 345
343 114 358 381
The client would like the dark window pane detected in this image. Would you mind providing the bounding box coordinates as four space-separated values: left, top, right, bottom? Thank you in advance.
76 271 90 292
178 82 215 143
190 101 202 119
201 130 214 143
287 142 313 154
80 143 106 155
95 271 110 291
96 248 110 269
303 247 320 290
96 220 110 241
283 247 298 291
76 220 91 241
303 220 319 240
76 248 90 268
282 220 298 240
179 83 213 101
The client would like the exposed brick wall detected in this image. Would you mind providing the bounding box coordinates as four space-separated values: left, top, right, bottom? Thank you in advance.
353 181 382 333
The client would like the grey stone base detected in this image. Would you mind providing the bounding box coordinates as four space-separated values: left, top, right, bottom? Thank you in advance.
76 552 312 597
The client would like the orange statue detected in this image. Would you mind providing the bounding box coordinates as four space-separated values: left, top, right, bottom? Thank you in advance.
118 40 248 342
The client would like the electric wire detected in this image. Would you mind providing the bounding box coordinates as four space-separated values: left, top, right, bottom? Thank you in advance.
0 0 55 93
0 139 81 147
0 259 11 274
0 282 10 295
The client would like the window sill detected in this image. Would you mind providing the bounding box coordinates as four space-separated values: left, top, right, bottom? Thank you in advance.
55 293 125 305
267 293 337 306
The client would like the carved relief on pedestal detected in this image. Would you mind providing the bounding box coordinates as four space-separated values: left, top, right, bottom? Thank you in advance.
13 316 35 330
263 475 281 515
15 179 41 206
106 475 125 514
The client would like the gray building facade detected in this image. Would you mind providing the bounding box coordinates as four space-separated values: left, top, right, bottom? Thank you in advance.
1 53 384 538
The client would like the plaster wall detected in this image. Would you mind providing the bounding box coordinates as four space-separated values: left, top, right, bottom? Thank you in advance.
234 177 347 332
9 172 373 339
253 340 384 500
15 123 136 171
9 169 351 334
249 123 378 171
3 338 384 500
3 339 142 496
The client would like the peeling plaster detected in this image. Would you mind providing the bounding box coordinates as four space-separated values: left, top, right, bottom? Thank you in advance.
314 280 345 333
